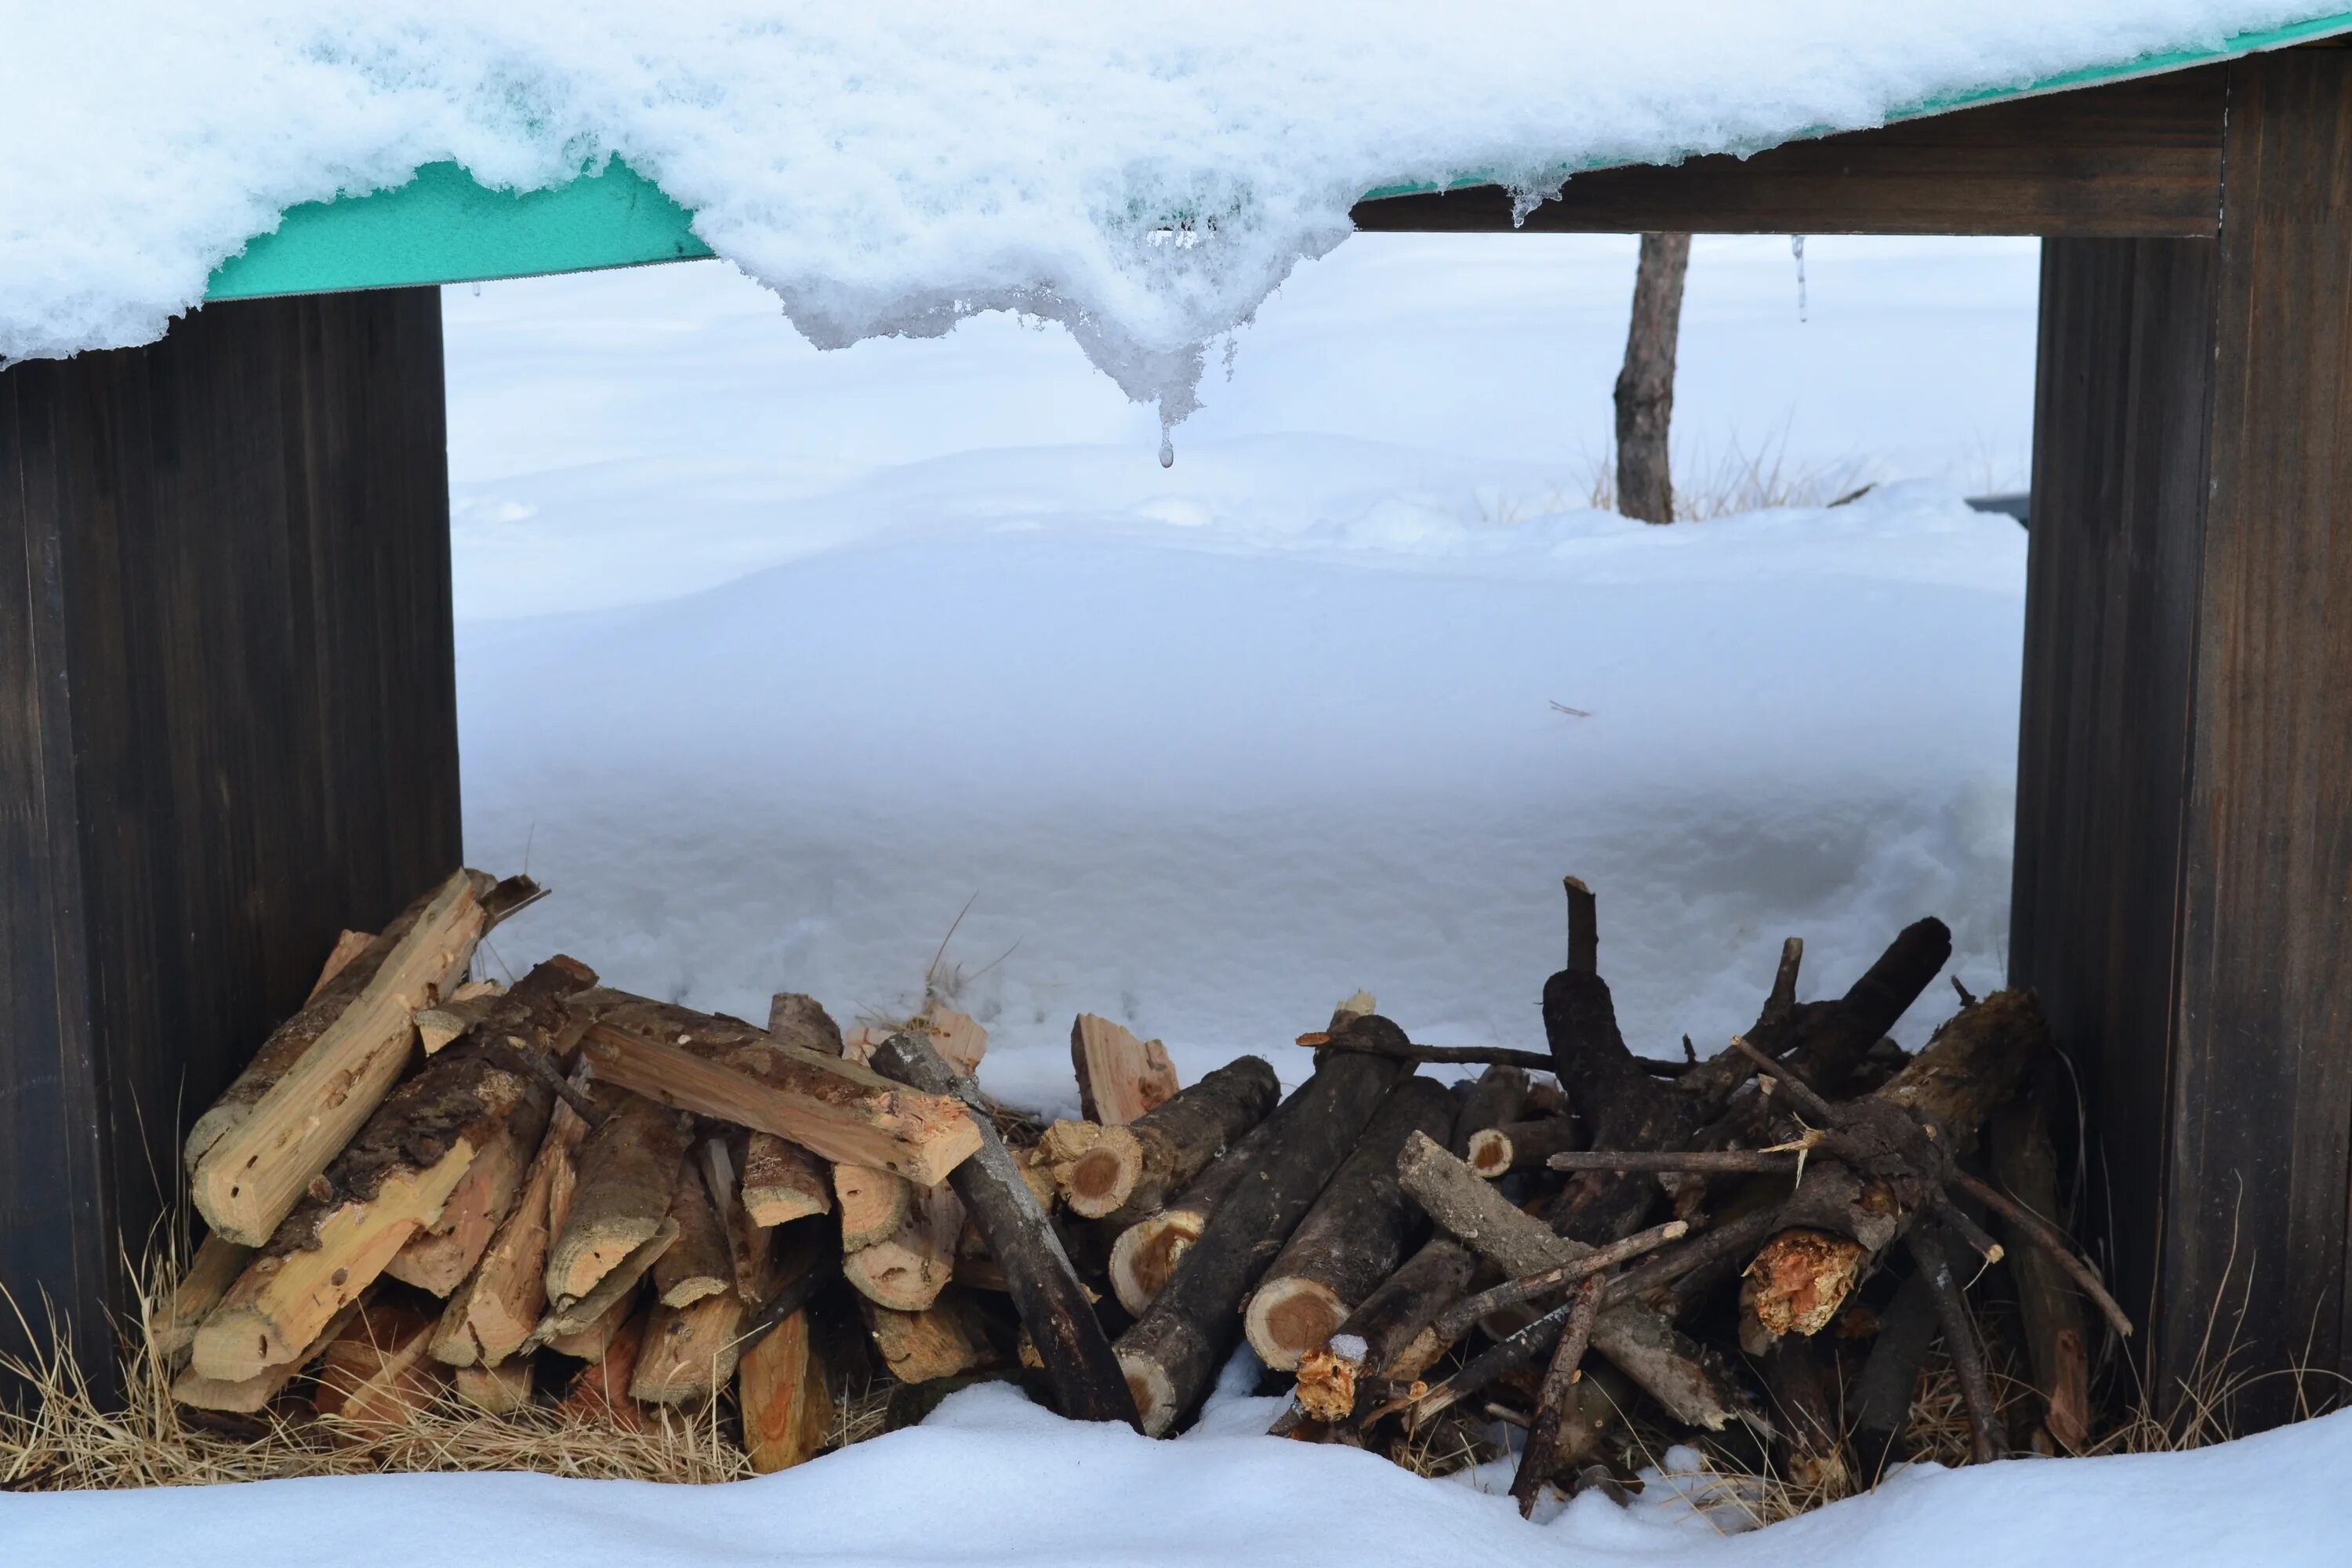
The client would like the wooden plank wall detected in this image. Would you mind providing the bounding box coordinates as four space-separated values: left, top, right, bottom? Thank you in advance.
2014 50 2352 1423
0 289 461 1396
1353 67 2227 238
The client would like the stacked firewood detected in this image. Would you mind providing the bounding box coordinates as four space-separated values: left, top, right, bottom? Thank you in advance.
155 868 2122 1504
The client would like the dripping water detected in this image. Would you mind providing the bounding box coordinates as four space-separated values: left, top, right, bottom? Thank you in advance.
1791 234 1807 323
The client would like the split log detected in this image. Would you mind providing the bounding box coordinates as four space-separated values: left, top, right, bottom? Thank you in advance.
546 1091 695 1307
740 984 847 1221
155 1233 252 1367
844 1004 985 1073
842 1180 963 1312
171 1299 362 1414
1466 1116 1581 1179
651 1158 735 1308
543 1275 647 1362
187 869 501 1245
835 1163 915 1250
1071 1014 1180 1125
415 985 504 1057
554 1309 650 1430
871 1030 1138 1428
1989 1084 2092 1452
433 1080 592 1367
700 1137 773 1305
863 1291 989 1385
742 1135 833 1228
578 1020 980 1185
538 1219 678 1345
1105 1106 1287 1316
189 959 589 1381
1061 1055 1279 1221
739 1308 833 1472
315 1301 449 1432
307 930 376 1003
454 1358 535 1415
632 1287 747 1405
386 1065 554 1294
1114 1033 1404 1436
1395 1130 1739 1430
1244 1076 1456 1370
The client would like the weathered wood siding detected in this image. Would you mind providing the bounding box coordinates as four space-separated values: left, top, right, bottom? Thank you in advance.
0 289 460 1395
2014 50 2352 1423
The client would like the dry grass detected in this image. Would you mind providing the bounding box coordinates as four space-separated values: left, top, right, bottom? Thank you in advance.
1483 430 1872 527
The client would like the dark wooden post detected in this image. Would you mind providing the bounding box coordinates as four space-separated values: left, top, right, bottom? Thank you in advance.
0 289 460 1396
2014 49 2352 1426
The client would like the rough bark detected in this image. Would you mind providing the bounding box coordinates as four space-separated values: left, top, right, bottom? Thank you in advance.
189 960 588 1381
1613 232 1691 524
1065 1054 1280 1221
1071 1013 1180 1125
1543 967 1706 1242
1114 1033 1406 1435
545 1091 695 1308
386 1067 554 1294
1395 1130 1740 1430
1453 1065 1531 1156
433 1082 592 1367
187 869 499 1245
578 1019 980 1184
767 992 845 1054
1244 1076 1457 1370
1744 989 2049 1340
872 1030 1139 1427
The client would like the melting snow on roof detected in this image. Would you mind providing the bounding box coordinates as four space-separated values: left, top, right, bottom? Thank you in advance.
2 3 2344 422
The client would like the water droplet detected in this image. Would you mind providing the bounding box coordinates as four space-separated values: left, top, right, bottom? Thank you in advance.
1791 235 1808 324
1159 431 1175 469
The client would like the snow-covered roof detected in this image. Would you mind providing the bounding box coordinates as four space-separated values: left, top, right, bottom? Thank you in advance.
7 6 2350 423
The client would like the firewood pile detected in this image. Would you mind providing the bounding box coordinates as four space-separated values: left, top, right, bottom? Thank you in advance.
157 867 2124 1506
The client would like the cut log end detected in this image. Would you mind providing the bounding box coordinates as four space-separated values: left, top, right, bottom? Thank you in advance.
1746 1228 1870 1339
1117 1352 1182 1439
1294 1337 1367 1424
1063 1127 1145 1218
1109 1210 1206 1317
1245 1277 1349 1373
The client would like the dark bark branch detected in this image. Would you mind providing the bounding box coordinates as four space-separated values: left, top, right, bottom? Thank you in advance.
1512 1276 1606 1515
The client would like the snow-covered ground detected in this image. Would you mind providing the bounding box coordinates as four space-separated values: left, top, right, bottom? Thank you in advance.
9 1382 2345 1566
454 234 2033 1112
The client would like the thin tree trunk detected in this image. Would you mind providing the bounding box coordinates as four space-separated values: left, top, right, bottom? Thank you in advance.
1614 232 1691 524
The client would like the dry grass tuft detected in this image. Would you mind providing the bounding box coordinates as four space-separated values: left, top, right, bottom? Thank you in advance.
2 1253 750 1491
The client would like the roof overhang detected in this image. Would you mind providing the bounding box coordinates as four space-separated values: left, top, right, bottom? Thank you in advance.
204 13 2352 304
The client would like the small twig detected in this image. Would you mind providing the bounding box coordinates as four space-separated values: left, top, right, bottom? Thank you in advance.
1951 975 1978 1008
1292 1034 1555 1072
1929 1195 2005 1269
488 1040 605 1127
1432 1220 1688 1343
1954 1170 2133 1339
1547 1149 1799 1176
1908 1221 2004 1464
1728 1036 1839 1126
1512 1276 1606 1517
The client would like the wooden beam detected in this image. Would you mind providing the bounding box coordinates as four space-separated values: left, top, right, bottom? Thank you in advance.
0 289 459 1399
1352 67 2226 238
2013 49 2352 1427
